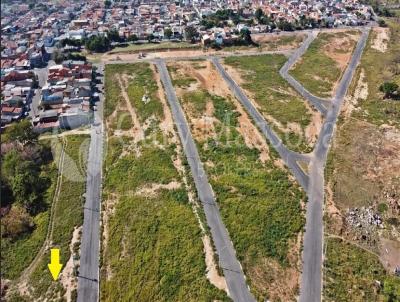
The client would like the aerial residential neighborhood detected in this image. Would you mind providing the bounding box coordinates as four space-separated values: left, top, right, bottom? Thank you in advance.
1 0 399 302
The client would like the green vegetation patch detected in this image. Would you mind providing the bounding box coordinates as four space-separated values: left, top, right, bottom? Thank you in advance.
352 20 400 127
168 65 198 88
1 121 57 280
114 110 133 130
224 54 313 153
109 41 199 54
170 65 305 299
290 31 359 98
28 135 89 300
101 63 228 301
324 238 400 302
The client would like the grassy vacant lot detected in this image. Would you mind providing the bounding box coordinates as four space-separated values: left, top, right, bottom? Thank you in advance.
169 61 306 301
351 22 400 126
223 33 305 52
101 63 228 301
324 20 400 301
1 151 57 280
224 54 315 153
7 135 89 301
290 30 359 98
109 41 199 54
324 238 395 302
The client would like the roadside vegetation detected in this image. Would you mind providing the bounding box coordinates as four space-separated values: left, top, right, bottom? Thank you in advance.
168 60 306 301
290 30 360 98
1 121 56 280
224 54 318 153
101 63 228 301
109 41 199 54
5 134 89 301
324 238 399 302
324 19 400 301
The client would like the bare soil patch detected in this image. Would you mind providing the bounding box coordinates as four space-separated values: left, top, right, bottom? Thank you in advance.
177 60 271 162
60 226 81 302
252 33 306 51
246 254 300 301
202 235 228 292
379 238 400 272
135 181 182 197
150 64 176 141
342 69 368 119
371 27 390 53
304 103 323 145
116 74 144 142
323 32 360 70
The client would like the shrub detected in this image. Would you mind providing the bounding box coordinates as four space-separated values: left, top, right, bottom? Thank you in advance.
1 206 34 238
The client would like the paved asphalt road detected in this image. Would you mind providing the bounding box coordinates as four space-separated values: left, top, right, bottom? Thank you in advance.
212 28 369 302
211 57 310 192
77 65 104 302
155 59 256 302
279 32 331 116
299 28 370 302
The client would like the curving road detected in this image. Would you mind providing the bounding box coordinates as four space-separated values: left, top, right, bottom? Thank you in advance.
279 31 331 116
211 57 310 192
212 27 370 302
155 59 256 302
299 27 370 302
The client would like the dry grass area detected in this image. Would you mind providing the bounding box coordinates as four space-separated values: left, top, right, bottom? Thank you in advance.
324 22 400 299
223 54 321 153
290 30 361 98
322 30 360 70
101 63 229 301
168 60 305 301
169 60 271 163
371 27 390 52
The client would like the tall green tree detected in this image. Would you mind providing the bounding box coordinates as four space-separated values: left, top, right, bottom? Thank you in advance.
184 25 198 43
164 28 173 39
2 120 38 145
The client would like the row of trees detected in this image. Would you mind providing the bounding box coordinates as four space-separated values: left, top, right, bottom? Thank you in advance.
201 8 341 33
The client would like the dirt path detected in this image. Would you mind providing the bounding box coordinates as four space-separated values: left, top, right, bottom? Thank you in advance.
116 74 144 142
39 128 91 140
304 103 323 145
15 139 67 296
60 226 81 302
150 64 176 140
341 69 368 119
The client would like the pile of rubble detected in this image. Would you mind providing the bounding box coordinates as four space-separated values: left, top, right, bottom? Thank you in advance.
345 207 384 244
346 207 384 229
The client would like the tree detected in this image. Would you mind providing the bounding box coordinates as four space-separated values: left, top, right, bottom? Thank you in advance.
184 25 199 43
107 28 121 42
147 33 155 42
378 19 387 27
52 48 65 64
240 28 254 45
383 276 400 302
379 82 399 99
85 35 110 53
164 28 173 40
255 8 264 21
127 34 138 42
1 206 34 239
277 20 294 31
2 119 38 145
104 0 111 8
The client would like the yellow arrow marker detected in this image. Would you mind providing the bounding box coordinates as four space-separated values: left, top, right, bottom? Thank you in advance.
48 248 63 280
